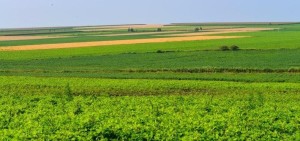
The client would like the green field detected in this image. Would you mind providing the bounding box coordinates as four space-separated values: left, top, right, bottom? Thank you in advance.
1 89 299 140
0 23 299 140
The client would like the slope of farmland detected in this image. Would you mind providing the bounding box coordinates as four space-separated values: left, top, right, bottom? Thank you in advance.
0 36 246 51
0 27 274 47
0 23 300 140
1 24 300 60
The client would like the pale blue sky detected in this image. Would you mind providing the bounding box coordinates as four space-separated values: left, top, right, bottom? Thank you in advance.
0 0 299 28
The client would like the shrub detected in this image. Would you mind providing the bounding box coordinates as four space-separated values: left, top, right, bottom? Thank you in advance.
157 28 162 32
194 27 200 32
156 50 165 53
230 45 240 51
219 46 229 51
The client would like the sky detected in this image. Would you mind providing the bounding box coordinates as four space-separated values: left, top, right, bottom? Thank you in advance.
0 0 299 28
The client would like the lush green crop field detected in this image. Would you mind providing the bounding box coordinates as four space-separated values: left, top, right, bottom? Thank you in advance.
0 76 299 140
0 76 299 96
2 49 299 70
0 23 299 140
1 49 299 82
1 92 299 140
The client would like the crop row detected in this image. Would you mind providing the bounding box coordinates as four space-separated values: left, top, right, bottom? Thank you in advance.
0 76 299 96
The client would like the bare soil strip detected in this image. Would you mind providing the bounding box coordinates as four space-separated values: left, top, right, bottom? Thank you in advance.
158 28 278 37
0 36 247 51
0 35 70 41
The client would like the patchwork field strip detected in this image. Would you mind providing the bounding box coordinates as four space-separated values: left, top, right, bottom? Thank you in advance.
0 35 70 41
158 28 278 36
0 35 247 51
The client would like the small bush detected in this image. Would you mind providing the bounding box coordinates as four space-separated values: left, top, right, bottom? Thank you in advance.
156 50 165 53
230 45 240 51
219 46 229 51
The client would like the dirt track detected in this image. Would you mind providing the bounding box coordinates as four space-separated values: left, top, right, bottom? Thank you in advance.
0 36 247 51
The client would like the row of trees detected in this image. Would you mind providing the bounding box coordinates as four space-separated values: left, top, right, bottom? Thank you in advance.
127 27 203 32
127 28 162 32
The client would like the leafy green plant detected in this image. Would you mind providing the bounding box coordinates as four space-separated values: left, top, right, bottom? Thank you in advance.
65 83 73 101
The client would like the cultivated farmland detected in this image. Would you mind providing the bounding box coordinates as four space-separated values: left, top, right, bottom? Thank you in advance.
0 23 299 140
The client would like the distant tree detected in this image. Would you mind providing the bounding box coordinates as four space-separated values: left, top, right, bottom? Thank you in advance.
128 27 135 32
194 27 200 32
157 28 162 32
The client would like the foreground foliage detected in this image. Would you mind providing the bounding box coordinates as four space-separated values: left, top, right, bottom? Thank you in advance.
0 76 299 140
0 92 299 140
